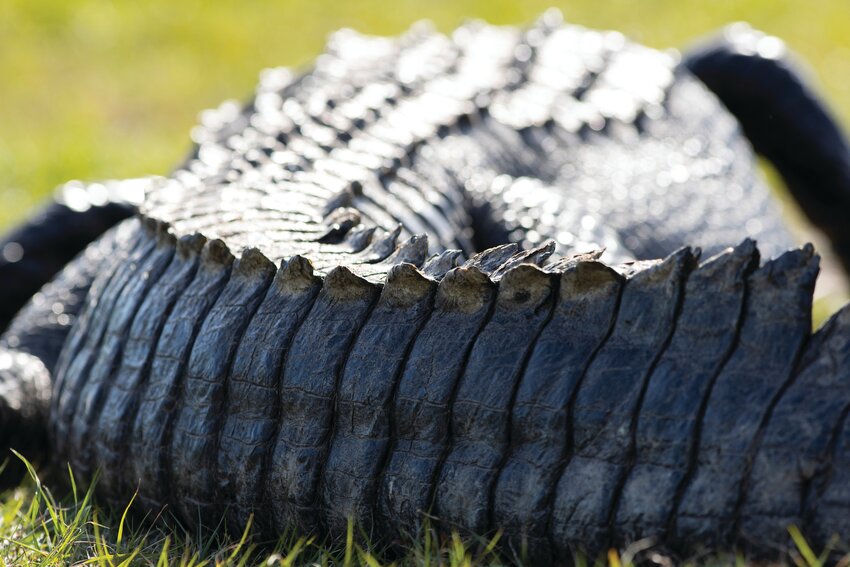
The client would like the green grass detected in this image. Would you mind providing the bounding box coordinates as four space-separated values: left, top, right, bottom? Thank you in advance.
1 455 845 566
2 2 850 563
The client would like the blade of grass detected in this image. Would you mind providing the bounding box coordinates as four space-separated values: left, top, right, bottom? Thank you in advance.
344 517 354 567
116 490 137 547
224 512 254 564
789 525 821 567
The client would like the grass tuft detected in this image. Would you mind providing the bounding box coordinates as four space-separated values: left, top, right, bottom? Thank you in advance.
0 453 847 565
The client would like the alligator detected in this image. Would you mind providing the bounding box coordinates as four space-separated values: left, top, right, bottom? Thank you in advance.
2 10 850 562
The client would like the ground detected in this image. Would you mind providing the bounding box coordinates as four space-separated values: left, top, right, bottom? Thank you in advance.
1 1 849 564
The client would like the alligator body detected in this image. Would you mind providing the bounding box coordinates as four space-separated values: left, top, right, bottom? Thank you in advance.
3 11 850 561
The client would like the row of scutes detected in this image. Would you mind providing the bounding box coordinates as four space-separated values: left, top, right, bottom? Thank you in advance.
133 212 566 288
48 207 850 560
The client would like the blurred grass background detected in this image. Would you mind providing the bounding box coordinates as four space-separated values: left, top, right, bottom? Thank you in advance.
1 0 849 245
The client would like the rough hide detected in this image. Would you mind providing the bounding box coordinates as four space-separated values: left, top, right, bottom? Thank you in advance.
2 10 850 563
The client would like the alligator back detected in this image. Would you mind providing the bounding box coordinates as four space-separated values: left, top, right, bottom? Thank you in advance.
40 12 850 560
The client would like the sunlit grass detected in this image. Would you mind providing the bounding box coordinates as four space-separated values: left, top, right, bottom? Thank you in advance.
0 454 508 566
0 454 847 566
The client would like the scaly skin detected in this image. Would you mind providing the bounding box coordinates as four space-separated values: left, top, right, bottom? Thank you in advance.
0 12 849 562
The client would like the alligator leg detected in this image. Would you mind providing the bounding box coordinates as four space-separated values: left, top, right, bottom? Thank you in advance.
684 24 850 274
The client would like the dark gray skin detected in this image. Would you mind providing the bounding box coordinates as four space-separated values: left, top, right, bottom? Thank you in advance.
2 12 850 563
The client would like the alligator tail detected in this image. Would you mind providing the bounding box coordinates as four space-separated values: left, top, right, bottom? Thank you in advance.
684 24 850 273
